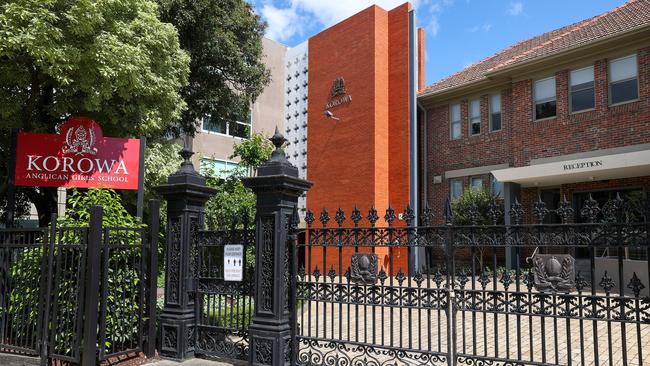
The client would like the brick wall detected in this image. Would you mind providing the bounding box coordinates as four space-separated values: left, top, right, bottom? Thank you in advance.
307 4 411 273
425 46 650 222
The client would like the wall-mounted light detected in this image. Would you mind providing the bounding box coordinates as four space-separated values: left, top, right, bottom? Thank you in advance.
324 110 340 121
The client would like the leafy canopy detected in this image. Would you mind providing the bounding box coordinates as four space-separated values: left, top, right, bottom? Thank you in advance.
230 132 274 170
157 0 270 135
0 0 190 137
451 188 504 226
60 188 141 228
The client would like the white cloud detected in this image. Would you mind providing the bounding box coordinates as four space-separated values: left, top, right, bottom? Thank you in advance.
260 0 443 43
289 0 419 27
260 4 301 42
429 16 440 36
467 23 491 33
507 1 523 16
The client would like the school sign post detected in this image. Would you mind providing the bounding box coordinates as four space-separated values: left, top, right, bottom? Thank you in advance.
8 116 146 224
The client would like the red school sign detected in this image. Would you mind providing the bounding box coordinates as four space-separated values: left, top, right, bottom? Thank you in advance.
15 117 141 190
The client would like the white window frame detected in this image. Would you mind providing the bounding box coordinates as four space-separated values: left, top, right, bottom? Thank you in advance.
450 179 464 199
199 157 241 178
469 99 481 136
450 103 461 140
489 93 502 132
201 114 252 139
569 65 595 113
470 177 483 191
533 76 557 121
608 54 639 106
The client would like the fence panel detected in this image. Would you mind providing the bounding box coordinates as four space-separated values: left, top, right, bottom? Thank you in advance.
0 205 158 365
48 226 88 364
0 228 49 356
194 219 256 361
292 197 650 366
294 207 452 366
97 226 147 361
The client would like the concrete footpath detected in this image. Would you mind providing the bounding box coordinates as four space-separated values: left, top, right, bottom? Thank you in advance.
147 359 237 366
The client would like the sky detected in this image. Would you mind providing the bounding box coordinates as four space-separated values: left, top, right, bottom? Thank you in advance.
252 0 627 86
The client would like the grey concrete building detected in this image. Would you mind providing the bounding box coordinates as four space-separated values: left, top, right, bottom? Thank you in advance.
190 37 287 177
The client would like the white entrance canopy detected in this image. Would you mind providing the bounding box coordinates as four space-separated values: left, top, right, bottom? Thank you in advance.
491 149 650 187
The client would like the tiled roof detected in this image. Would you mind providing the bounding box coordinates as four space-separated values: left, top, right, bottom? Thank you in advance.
420 0 650 95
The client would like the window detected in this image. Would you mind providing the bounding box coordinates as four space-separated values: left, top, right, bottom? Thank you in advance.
202 113 251 138
609 54 638 105
451 179 464 199
470 177 483 191
450 103 461 139
469 99 481 135
490 174 503 198
199 159 240 179
570 66 595 112
490 94 501 131
533 77 556 120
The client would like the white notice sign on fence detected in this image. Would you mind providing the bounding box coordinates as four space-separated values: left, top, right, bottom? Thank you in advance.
224 244 244 282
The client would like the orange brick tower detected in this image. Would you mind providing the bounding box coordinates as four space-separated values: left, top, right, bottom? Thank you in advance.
304 3 424 274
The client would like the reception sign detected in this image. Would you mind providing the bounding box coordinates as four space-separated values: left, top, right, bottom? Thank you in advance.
15 117 141 190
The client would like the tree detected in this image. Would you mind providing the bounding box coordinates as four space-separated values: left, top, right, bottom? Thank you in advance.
451 188 504 270
157 0 270 136
451 188 503 226
230 132 274 175
0 0 190 225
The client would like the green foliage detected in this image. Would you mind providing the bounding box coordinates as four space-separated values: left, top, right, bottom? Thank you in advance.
204 177 256 227
157 0 270 135
0 0 190 136
60 189 142 227
451 188 504 226
0 0 190 225
144 142 184 195
206 301 253 329
230 132 274 170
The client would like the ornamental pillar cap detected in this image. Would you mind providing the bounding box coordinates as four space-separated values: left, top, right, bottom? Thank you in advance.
156 148 216 200
242 128 312 195
167 148 206 186
257 127 298 177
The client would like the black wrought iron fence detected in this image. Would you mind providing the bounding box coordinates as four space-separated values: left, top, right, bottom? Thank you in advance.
0 203 159 366
193 216 256 361
0 227 50 356
98 226 148 361
292 196 650 366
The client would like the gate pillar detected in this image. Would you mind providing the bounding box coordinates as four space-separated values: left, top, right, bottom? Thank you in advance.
157 148 216 360
242 128 312 366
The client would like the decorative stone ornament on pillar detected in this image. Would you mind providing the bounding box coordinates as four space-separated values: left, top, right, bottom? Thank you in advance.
157 148 216 360
242 128 312 366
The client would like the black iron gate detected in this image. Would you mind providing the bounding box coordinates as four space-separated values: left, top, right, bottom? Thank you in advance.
292 197 650 366
194 217 256 361
0 204 158 365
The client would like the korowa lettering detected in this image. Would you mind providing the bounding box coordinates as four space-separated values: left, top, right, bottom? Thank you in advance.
325 95 352 109
563 160 603 171
15 117 140 190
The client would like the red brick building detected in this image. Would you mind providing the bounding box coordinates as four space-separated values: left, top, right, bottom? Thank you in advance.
418 0 650 228
300 3 425 272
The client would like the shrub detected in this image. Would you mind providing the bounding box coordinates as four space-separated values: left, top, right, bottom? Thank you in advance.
451 188 504 225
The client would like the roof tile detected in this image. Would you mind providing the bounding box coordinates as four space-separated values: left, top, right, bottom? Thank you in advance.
420 0 650 95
